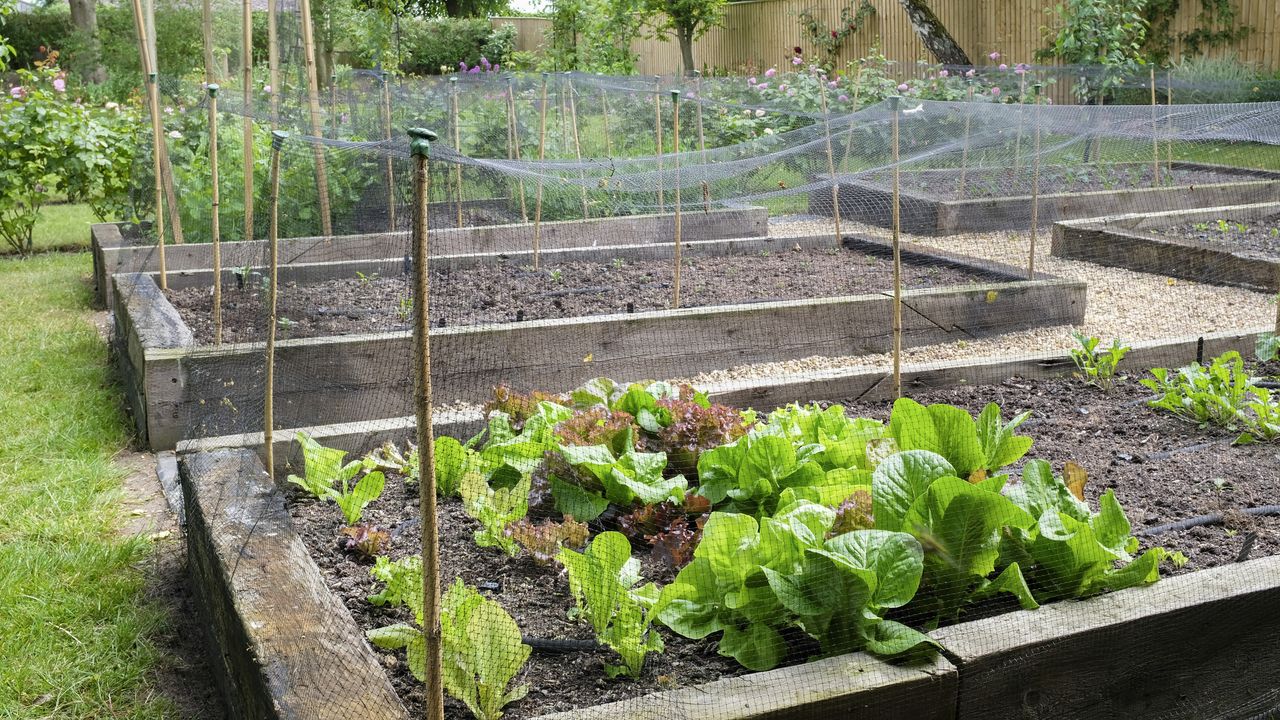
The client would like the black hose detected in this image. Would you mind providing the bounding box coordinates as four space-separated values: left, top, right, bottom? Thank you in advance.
1136 504 1280 537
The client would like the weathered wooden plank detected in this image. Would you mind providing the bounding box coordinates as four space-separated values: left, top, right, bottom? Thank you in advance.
932 554 1280 720
533 652 956 720
180 448 408 720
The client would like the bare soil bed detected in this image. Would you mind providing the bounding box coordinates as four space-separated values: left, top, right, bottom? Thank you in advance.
874 164 1258 200
286 366 1279 719
1146 212 1280 257
169 247 989 345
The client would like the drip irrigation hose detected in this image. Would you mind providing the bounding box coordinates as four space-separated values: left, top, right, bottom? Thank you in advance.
1136 505 1280 537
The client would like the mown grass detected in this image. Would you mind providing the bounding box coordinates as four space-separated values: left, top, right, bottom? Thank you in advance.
0 235 174 717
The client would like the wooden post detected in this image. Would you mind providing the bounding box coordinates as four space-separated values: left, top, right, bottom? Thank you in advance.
819 87 842 248
959 80 973 198
268 0 278 125
297 0 334 236
1150 66 1161 187
407 126 445 720
263 130 287 481
241 0 254 241
450 76 463 229
654 76 664 212
890 95 902 398
695 70 709 212
566 74 588 219
671 90 682 309
209 84 223 346
506 76 528 223
1028 83 1043 281
381 70 396 232
533 73 548 269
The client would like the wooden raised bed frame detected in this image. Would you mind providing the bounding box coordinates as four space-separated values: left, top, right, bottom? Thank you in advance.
1051 201 1280 292
90 205 769 308
112 233 1085 450
810 162 1280 236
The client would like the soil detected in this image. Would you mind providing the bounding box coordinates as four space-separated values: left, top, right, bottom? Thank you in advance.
1147 212 1280 257
286 366 1279 719
168 247 991 345
866 164 1272 200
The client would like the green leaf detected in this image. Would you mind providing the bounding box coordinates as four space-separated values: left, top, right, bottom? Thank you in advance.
871 450 956 532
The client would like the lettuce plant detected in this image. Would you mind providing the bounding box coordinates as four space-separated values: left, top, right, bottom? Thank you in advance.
557 532 667 678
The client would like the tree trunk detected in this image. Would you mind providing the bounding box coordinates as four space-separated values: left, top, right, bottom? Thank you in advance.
678 26 695 76
69 0 106 83
897 0 970 66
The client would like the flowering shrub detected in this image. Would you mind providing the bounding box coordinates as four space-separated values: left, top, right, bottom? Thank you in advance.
0 62 136 254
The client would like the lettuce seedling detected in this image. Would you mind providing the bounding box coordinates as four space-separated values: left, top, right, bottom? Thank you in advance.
557 531 667 678
286 431 363 500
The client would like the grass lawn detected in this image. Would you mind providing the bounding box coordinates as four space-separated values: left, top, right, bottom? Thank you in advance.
0 211 175 718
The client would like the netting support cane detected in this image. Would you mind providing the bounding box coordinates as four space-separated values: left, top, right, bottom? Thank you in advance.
263 130 287 482
505 76 529 224
819 87 842 248
533 72 549 269
408 126 446 720
671 90 682 309
1150 66 1161 187
449 76 463 229
209 84 223 346
654 76 665 212
890 95 903 398
1027 83 1043 281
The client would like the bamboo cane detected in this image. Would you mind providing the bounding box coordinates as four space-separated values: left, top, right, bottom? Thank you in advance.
672 90 682 309
959 80 973 198
533 73 548 269
695 70 709 212
1028 83 1043 281
381 70 396 231
263 130 287 482
297 0 334 236
407 126 445 720
209 84 223 345
506 76 528 223
241 0 253 240
566 74 588 219
654 76 664 212
819 87 842 248
450 76 463 228
1150 66 1161 187
890 95 902 398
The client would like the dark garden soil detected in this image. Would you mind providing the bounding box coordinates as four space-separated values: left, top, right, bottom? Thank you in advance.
287 367 1278 719
1147 212 1280 257
864 164 1271 200
840 367 1280 573
169 247 991 345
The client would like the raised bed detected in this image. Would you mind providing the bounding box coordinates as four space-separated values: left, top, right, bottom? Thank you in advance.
1052 202 1280 291
811 162 1280 236
90 205 769 308
179 361 1280 720
113 234 1085 450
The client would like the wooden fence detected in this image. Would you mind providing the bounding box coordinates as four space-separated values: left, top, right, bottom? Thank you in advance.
494 0 1279 77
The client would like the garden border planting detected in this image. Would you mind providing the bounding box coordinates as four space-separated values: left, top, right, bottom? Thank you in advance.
90 206 769 308
1051 202 1280 291
113 234 1084 450
179 447 1280 720
811 163 1280 236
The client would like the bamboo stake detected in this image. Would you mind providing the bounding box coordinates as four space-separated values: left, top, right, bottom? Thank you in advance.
263 130 287 482
209 84 223 345
1028 83 1043 281
695 70 709 212
450 76 463 228
407 126 445 720
241 0 253 240
819 87 842 248
297 0 334 236
654 76 664 212
381 71 396 232
268 0 278 125
1150 66 1161 187
533 73 548 269
506 76 528 223
959 80 973 198
671 90 682 309
566 74 588 219
890 95 902 398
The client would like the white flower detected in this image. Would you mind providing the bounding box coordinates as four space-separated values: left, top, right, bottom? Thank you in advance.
168 130 182 139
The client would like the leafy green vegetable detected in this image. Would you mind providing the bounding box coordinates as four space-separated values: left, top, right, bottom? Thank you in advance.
557 532 666 677
286 431 363 500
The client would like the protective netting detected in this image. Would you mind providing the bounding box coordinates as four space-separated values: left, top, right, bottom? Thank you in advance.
95 1 1280 717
